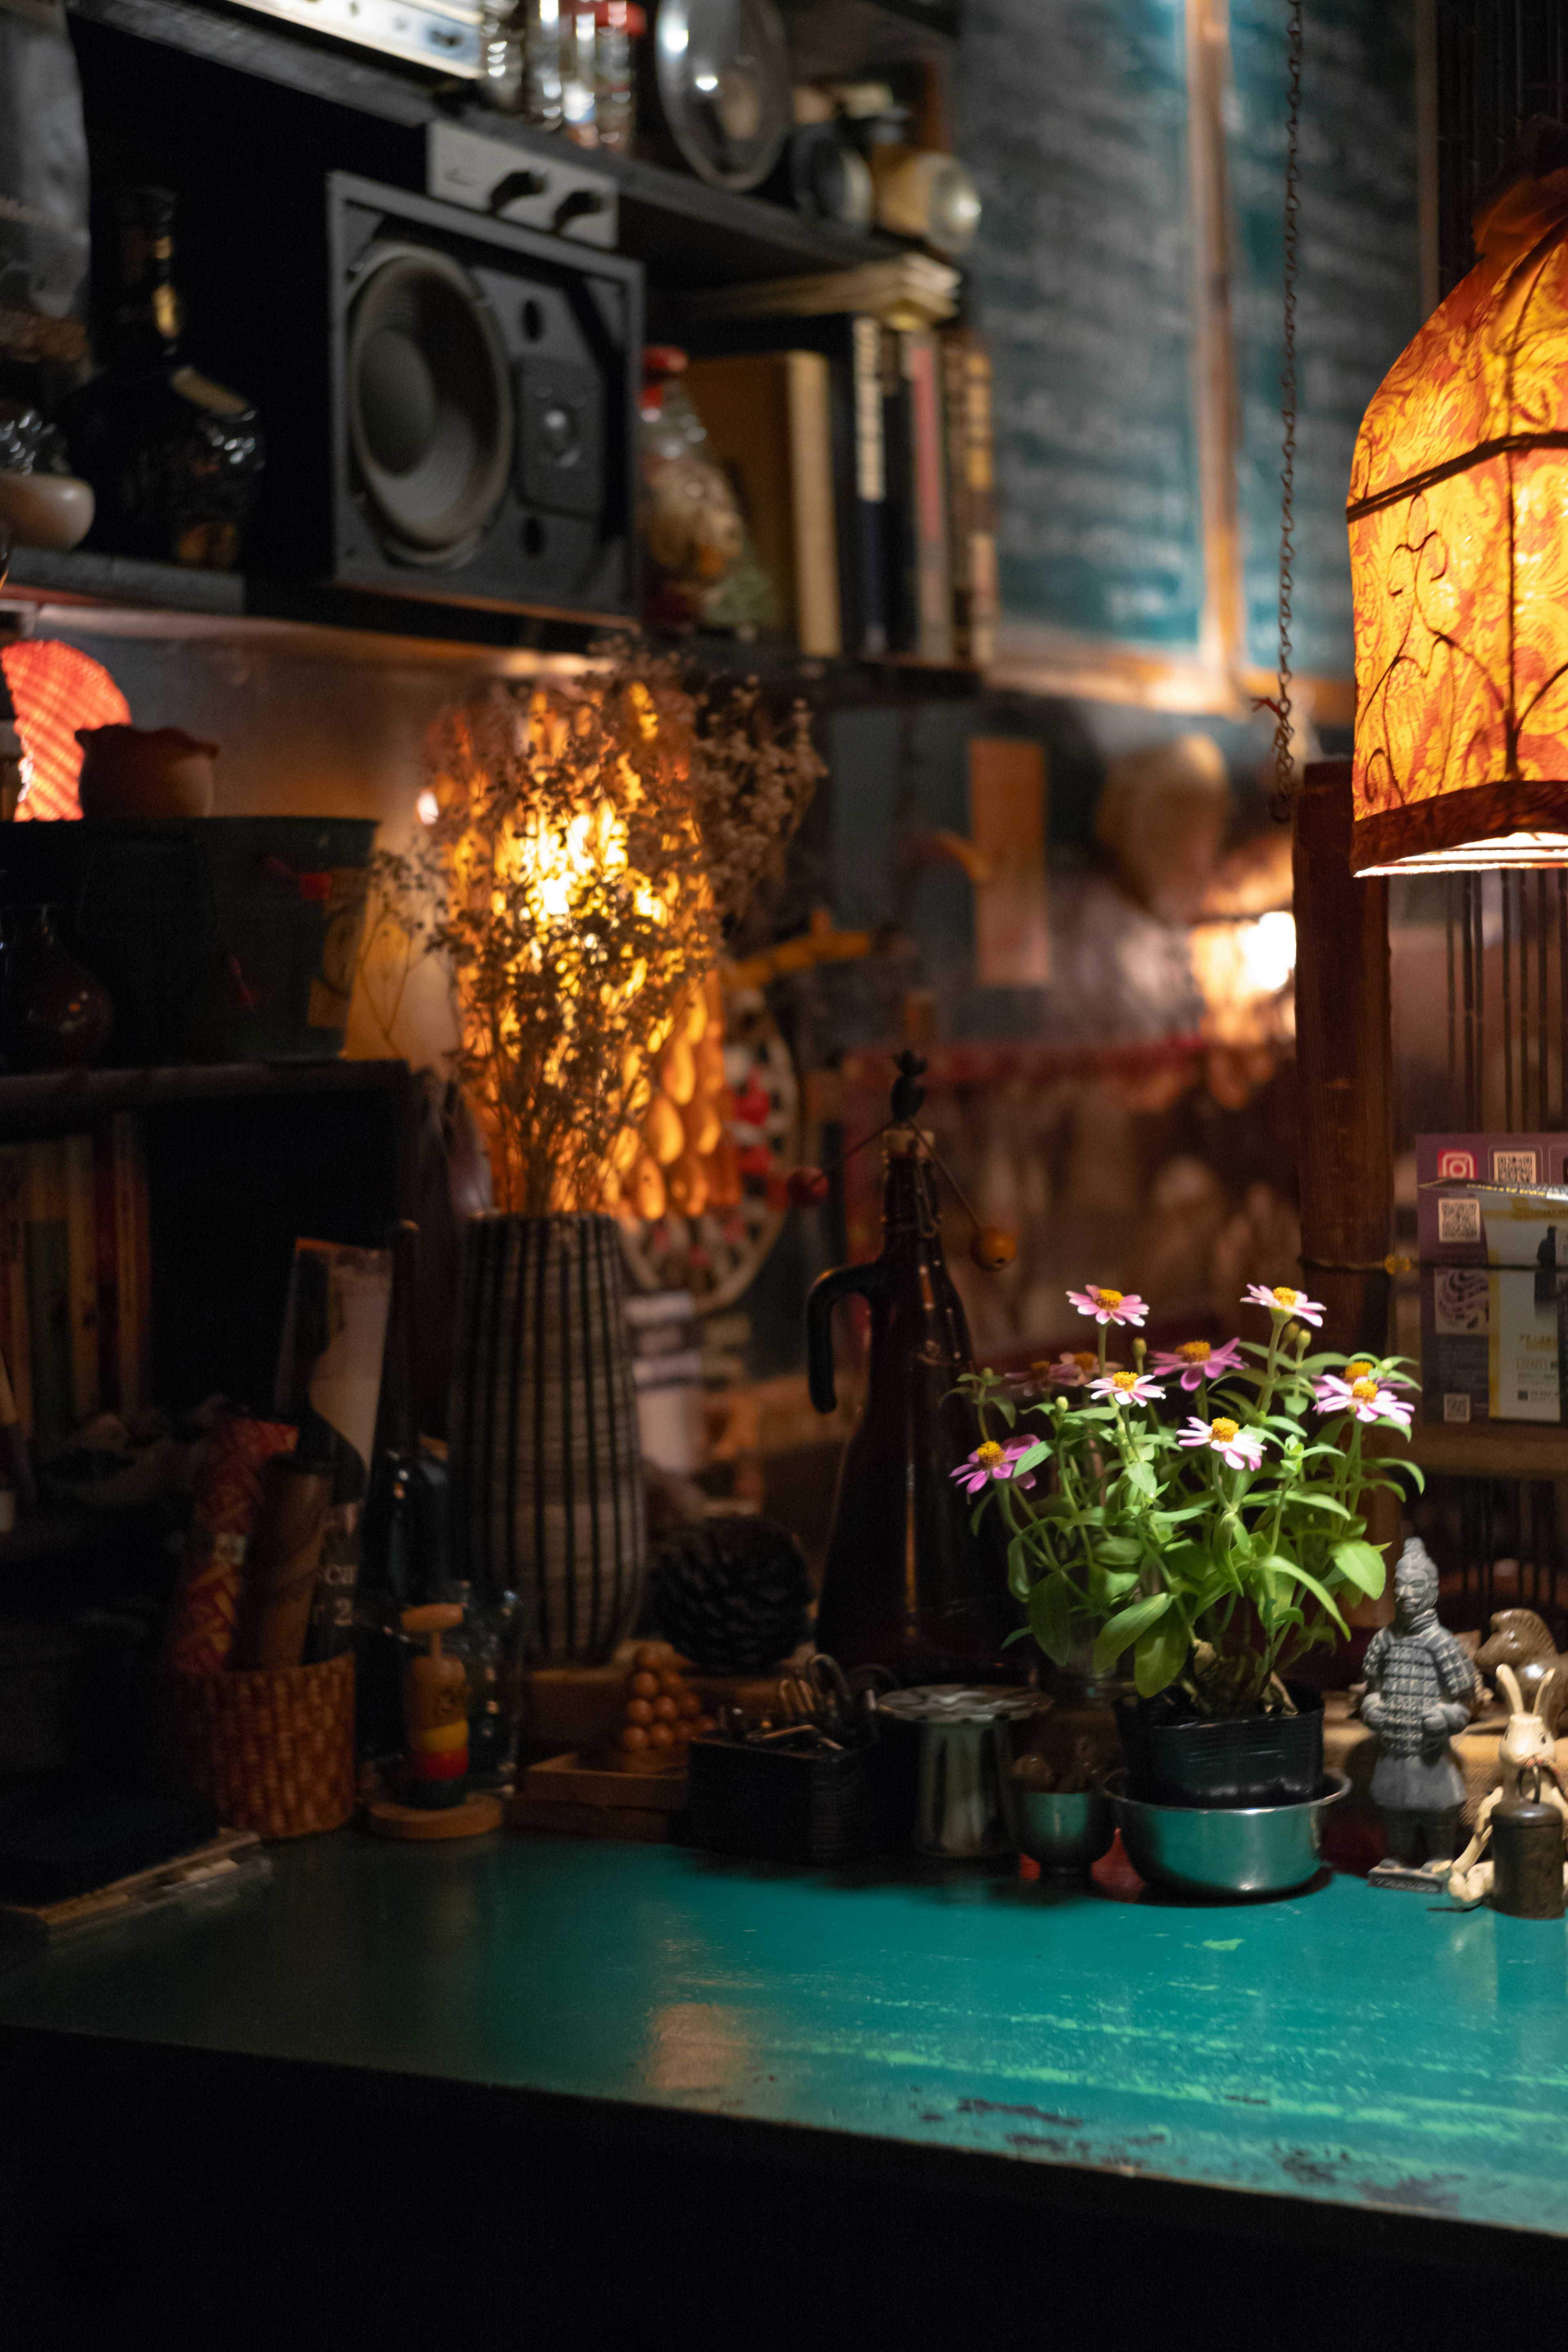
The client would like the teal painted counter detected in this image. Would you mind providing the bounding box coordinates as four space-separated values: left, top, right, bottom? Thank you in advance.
1 1835 1565 2256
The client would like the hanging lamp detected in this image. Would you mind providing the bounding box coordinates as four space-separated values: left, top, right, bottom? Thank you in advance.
1347 149 1568 876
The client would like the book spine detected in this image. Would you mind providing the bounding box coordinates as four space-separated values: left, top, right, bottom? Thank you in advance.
111 1113 151 1418
93 1127 120 1413
64 1133 100 1426
906 331 953 663
964 343 999 669
851 315 888 658
22 1139 71 1444
942 332 974 662
785 349 842 658
882 327 917 653
0 1146 31 1438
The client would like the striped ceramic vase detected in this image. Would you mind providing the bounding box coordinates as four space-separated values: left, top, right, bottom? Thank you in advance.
449 1213 646 1664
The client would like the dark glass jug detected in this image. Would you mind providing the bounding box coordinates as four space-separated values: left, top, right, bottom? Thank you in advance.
808 1126 1015 1682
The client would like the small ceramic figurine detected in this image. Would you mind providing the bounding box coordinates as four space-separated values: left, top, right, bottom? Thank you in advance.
1475 1608 1568 1734
1447 1665 1568 1907
1359 1537 1477 1871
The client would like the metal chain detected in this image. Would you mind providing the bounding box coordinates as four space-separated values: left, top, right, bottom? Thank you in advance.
1269 0 1304 818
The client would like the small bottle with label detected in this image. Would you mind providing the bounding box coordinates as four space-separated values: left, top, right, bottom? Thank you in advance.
60 187 263 570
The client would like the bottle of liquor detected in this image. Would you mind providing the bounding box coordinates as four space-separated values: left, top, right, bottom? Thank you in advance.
61 186 263 571
807 1053 1016 1681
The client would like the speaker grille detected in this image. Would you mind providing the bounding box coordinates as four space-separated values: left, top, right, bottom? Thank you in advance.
346 244 512 566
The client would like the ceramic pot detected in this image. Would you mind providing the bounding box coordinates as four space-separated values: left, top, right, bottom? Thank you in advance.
1 907 114 1070
448 1214 646 1665
0 470 94 553
76 725 218 819
1118 1681 1325 1811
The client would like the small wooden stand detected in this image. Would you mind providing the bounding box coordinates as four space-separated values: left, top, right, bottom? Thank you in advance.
364 1792 504 1841
508 1751 688 1844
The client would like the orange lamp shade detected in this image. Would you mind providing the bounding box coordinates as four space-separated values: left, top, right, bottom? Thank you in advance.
0 638 128 822
1348 173 1568 876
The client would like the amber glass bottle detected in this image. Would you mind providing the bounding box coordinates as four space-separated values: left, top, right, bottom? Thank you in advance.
62 186 263 570
808 1106 1015 1683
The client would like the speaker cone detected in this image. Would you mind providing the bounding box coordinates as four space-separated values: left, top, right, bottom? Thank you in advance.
347 243 513 566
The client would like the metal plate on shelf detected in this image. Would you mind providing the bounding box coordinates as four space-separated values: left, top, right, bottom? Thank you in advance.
220 0 483 77
427 123 619 249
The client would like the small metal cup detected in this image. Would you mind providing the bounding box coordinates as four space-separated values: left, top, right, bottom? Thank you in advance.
880 1686 1047 1859
1013 1786 1114 1879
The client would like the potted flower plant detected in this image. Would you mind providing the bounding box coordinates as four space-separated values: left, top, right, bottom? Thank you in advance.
956 1279 1415 1835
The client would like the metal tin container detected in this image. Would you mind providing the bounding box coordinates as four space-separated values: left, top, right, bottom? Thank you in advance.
1107 1769 1349 1896
879 1686 1047 1859
1490 1790 1566 1919
1014 1786 1114 1879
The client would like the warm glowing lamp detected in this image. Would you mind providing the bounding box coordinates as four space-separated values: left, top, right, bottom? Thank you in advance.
0 639 128 821
1348 166 1568 876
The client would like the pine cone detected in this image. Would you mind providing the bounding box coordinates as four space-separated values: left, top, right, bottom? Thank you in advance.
647 1515 812 1673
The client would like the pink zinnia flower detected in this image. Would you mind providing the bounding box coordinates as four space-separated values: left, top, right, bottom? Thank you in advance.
1243 1282 1324 1328
1342 1356 1414 1390
1313 1373 1413 1429
1067 1284 1148 1329
1089 1369 1166 1408
1178 1414 1266 1471
1036 1351 1097 1389
1150 1336 1245 1392
951 1439 1035 1496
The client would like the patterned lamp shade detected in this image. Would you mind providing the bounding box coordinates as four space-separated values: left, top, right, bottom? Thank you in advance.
1349 175 1568 876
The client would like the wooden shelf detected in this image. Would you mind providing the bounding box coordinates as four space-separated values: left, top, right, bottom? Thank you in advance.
0 1057 412 1129
1396 1420 1568 1480
67 0 906 289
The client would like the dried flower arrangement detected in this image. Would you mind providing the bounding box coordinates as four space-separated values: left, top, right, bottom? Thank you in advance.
366 645 822 1217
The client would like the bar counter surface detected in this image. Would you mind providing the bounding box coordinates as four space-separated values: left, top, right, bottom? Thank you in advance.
3 1833 1566 2338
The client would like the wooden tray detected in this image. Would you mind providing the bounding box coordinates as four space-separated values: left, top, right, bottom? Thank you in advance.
507 1750 689 1845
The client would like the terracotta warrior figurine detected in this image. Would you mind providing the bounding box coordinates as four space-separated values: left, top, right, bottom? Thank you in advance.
1359 1538 1478 1870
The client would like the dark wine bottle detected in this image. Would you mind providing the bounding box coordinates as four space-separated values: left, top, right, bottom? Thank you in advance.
60 185 263 570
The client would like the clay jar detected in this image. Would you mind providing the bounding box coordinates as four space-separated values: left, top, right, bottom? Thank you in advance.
76 725 217 820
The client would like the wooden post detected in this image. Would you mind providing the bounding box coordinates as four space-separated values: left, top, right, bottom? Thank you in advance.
1293 758 1392 1360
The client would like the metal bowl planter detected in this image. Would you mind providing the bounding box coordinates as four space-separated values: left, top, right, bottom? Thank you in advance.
1106 1769 1350 1897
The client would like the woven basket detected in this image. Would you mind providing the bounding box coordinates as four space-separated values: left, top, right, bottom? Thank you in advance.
156 1652 355 1839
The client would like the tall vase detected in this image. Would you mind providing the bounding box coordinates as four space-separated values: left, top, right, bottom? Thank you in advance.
449 1213 646 1665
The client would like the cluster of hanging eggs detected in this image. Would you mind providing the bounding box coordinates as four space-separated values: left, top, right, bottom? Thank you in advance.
605 970 743 1224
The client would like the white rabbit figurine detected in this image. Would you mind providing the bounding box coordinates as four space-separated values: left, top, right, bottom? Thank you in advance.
1447 1664 1568 1905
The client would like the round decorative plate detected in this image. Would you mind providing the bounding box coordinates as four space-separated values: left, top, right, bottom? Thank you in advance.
651 0 793 192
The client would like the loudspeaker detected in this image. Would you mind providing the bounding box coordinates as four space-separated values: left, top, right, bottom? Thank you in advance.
183 172 641 620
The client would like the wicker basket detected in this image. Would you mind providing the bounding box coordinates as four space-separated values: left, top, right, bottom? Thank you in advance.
156 1652 356 1839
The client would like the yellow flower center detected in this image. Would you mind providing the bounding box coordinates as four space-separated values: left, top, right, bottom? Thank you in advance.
1212 1417 1239 1442
1351 1377 1379 1403
1093 1286 1124 1308
975 1441 1005 1467
1111 1370 1138 1392
1074 1351 1096 1371
1345 1359 1373 1380
1271 1286 1299 1309
1178 1340 1212 1362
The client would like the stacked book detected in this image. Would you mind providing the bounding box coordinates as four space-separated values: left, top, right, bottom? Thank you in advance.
0 1115 152 1445
679 292 998 668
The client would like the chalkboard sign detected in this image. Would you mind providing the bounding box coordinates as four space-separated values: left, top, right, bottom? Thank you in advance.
959 0 1419 687
959 0 1208 653
1226 0 1420 680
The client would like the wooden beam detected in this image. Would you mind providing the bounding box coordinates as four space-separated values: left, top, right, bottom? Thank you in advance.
1293 758 1393 1358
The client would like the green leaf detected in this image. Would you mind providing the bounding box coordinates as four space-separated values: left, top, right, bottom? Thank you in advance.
1276 1558 1350 1636
1124 1460 1158 1498
1100 1567 1142 1601
1293 1490 1352 1518
1011 1441 1051 1477
1134 1612 1189 1697
995 1396 1016 1428
1330 1539 1387 1598
1028 1572 1077 1666
1095 1535 1143 1565
1007 1532 1035 1602
1094 1590 1171 1672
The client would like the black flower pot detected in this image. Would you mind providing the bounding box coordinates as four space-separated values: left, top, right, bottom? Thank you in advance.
1118 1681 1325 1810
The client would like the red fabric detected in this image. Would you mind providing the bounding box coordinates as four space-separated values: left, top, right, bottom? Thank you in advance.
162 1415 298 1673
2 639 129 822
